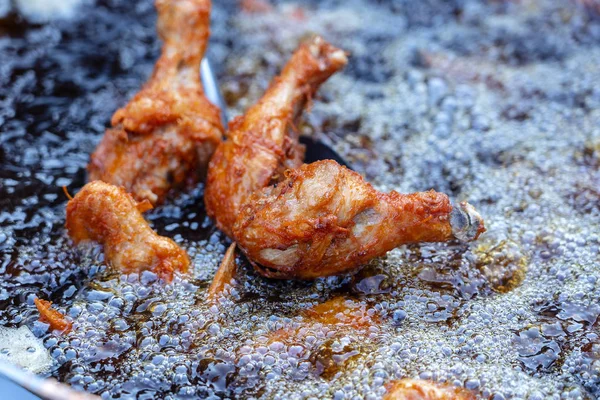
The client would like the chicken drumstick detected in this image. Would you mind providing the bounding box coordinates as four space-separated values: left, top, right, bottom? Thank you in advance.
204 36 348 238
88 0 224 206
233 160 484 279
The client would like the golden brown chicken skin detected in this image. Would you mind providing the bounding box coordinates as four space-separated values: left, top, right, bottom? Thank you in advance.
66 181 190 281
233 160 485 279
88 0 223 206
204 36 348 238
384 379 476 400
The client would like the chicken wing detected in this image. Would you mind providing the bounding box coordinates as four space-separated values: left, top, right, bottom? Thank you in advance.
204 36 348 238
66 181 190 281
233 160 485 279
88 0 223 205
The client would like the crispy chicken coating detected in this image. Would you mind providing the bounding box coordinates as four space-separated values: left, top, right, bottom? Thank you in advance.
88 0 223 205
204 36 347 237
233 160 485 279
34 298 72 333
66 181 190 281
266 296 379 379
384 379 476 400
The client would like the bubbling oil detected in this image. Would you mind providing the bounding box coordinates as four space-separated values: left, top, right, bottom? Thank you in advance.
1 0 600 398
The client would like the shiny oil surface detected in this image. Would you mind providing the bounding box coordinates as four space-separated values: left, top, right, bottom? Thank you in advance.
1 0 599 399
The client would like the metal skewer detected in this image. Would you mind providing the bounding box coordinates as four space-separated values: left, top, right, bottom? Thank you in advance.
0 360 99 400
201 58 228 127
201 58 352 168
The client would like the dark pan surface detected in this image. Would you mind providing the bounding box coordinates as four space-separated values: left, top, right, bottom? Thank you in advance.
1 0 600 398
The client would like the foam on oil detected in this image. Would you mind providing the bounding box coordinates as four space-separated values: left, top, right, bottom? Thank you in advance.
1 0 599 399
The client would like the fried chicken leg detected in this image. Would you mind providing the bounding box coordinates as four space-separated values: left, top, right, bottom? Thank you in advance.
204 36 348 237
66 181 190 281
233 160 485 279
88 0 223 205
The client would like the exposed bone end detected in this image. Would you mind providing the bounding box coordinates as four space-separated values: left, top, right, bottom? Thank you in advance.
450 201 486 242
306 35 349 70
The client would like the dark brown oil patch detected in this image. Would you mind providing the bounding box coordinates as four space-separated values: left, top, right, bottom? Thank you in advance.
309 338 361 380
474 239 528 293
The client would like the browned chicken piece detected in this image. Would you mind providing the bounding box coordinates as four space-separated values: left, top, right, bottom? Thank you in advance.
384 379 476 400
66 181 190 281
302 296 379 330
268 296 378 344
207 242 237 301
233 160 485 279
34 298 72 333
88 0 224 206
204 36 348 238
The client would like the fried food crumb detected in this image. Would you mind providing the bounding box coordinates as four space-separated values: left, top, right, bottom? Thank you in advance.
234 160 484 279
207 242 237 301
34 298 72 333
88 0 223 205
